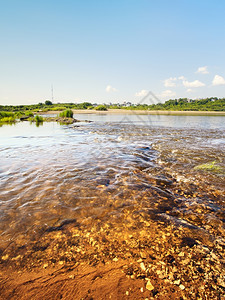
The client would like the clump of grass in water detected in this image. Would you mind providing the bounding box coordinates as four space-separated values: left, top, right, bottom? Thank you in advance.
0 111 16 124
35 115 44 123
58 109 73 118
194 161 222 173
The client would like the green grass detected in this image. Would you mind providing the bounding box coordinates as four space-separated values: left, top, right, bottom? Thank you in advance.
49 106 67 111
25 111 34 117
0 116 16 123
0 111 15 119
58 109 73 118
0 111 16 123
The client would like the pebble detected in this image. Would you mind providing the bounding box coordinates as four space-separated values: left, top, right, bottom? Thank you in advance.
140 262 146 271
179 284 185 290
1 254 9 260
140 252 147 259
146 280 154 291
125 291 129 295
174 279 180 285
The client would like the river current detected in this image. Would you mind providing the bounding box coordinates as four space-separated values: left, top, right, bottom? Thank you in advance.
0 114 224 272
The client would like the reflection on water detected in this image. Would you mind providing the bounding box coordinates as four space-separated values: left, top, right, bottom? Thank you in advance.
0 115 225 289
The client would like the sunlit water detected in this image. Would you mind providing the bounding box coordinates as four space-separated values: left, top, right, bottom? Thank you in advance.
0 114 224 258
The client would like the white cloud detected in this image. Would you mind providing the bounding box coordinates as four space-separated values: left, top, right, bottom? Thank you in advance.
186 89 193 93
196 66 209 74
183 80 205 88
105 85 117 92
135 89 148 97
178 76 186 80
164 77 177 87
212 75 225 86
158 90 176 99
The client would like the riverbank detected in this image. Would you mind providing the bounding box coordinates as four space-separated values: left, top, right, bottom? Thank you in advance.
37 109 225 116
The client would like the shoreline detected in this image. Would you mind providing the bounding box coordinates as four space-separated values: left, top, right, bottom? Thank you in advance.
39 109 225 116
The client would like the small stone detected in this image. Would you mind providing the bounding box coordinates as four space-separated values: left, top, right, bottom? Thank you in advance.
211 252 218 260
113 257 118 262
179 284 185 290
140 287 144 292
69 275 75 279
1 254 9 260
125 291 129 295
217 278 225 288
43 263 48 269
181 259 190 265
12 255 21 261
146 280 154 291
140 252 147 259
140 262 146 271
59 261 64 265
174 280 180 285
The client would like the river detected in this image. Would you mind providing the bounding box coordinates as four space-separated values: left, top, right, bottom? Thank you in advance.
0 113 225 299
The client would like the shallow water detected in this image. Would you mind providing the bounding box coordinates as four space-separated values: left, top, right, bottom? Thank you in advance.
0 115 224 262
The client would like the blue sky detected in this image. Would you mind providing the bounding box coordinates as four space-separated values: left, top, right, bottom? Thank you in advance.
0 0 225 105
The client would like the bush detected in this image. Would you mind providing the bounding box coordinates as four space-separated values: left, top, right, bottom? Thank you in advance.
45 100 53 105
59 109 73 118
95 105 108 111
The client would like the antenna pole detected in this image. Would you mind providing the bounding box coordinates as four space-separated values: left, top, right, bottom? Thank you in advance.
51 85 54 102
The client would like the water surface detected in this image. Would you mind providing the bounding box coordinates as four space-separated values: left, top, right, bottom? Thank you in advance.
0 114 224 267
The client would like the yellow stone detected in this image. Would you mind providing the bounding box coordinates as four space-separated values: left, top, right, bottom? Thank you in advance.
1 254 9 260
146 280 154 291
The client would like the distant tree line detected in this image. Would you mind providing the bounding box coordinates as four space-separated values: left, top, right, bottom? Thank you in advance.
0 97 224 112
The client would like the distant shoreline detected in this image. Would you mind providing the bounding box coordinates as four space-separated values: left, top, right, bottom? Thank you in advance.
38 109 225 116
69 109 225 116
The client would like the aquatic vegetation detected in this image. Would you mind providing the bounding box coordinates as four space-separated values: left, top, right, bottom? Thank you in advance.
0 116 16 123
35 115 44 123
0 111 16 124
59 109 73 118
28 115 44 124
194 161 222 172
